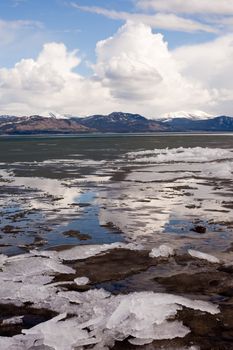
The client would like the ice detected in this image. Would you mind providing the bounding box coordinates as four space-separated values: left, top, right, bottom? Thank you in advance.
203 162 233 178
74 277 90 286
127 147 233 164
57 243 123 261
126 161 233 183
0 254 7 268
0 248 220 350
188 249 220 264
0 245 220 349
149 245 174 258
23 313 91 350
1 255 75 282
2 316 24 325
128 337 154 345
0 290 219 349
52 242 143 261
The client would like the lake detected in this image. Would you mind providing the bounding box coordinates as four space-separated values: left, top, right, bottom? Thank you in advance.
0 134 233 349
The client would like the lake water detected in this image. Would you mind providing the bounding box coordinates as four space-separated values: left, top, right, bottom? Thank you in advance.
0 134 233 349
1 133 233 257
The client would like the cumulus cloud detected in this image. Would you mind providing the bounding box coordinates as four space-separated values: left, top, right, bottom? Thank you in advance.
93 22 210 109
0 22 233 117
0 42 113 116
174 34 233 114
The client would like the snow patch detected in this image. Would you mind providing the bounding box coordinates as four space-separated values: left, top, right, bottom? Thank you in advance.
160 110 213 121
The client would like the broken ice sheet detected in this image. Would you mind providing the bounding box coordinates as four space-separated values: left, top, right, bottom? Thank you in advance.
0 247 219 350
0 289 219 350
126 147 233 163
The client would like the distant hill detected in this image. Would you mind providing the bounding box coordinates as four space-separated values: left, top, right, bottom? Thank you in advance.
162 116 233 131
77 112 164 133
0 112 233 134
0 115 90 134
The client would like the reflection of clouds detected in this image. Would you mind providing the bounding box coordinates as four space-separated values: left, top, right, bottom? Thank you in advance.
4 176 81 209
0 165 115 235
1 147 233 252
98 152 233 246
99 182 176 239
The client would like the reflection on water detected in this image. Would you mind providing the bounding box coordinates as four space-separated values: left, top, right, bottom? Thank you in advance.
1 134 233 350
0 134 233 258
0 166 123 255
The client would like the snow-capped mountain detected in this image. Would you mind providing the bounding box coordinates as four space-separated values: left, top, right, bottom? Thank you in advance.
77 112 162 132
160 110 213 122
42 111 73 120
0 111 233 134
0 115 19 122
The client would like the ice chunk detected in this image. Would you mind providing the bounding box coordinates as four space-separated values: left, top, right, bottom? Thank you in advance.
149 244 174 258
74 277 90 286
188 249 220 264
0 290 219 349
23 313 91 350
0 248 219 349
2 316 24 325
0 254 7 268
128 337 154 345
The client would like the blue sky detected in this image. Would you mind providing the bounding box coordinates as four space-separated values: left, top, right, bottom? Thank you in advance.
0 0 129 69
0 0 217 70
0 0 233 117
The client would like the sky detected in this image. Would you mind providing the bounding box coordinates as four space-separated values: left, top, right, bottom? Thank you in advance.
0 0 233 118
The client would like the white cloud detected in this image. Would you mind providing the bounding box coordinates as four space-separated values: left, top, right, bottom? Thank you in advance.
94 21 210 109
136 0 233 15
174 34 233 114
0 22 233 117
0 42 113 116
72 3 216 33
0 19 42 47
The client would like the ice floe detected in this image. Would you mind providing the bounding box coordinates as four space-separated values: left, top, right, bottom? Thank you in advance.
31 242 144 262
188 249 220 264
127 147 233 164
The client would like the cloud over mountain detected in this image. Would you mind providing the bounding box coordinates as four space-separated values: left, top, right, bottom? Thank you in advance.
0 21 232 117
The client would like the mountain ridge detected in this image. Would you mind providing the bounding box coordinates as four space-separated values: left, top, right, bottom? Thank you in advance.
0 112 233 134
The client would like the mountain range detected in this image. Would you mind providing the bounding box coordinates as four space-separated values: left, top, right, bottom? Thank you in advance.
0 111 233 134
